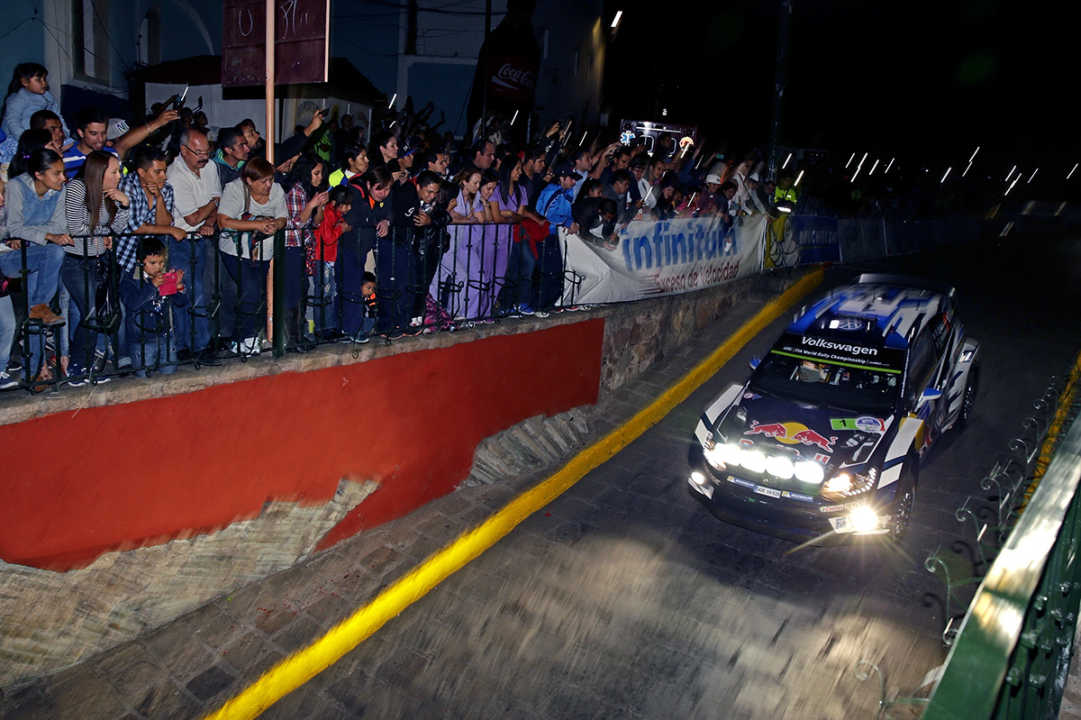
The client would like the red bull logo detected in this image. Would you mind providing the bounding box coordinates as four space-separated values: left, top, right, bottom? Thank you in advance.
745 421 837 453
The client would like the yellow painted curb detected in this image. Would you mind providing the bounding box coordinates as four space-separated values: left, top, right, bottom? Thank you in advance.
204 266 826 719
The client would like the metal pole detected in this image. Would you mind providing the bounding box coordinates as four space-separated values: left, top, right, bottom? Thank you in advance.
265 0 275 164
480 0 491 143
265 0 277 347
767 0 792 180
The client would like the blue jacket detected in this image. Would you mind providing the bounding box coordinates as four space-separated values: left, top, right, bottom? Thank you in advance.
0 89 71 163
536 183 574 228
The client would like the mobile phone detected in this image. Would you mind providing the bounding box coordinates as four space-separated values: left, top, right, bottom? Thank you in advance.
158 271 179 296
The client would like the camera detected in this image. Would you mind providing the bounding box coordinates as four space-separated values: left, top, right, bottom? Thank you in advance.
158 271 179 296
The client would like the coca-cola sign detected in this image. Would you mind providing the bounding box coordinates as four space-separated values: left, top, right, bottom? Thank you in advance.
488 56 539 103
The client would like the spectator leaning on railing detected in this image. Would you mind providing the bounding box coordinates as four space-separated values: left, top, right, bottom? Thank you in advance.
2 147 71 381
167 127 221 364
62 150 131 385
339 165 392 342
118 146 183 274
283 154 329 350
217 157 287 356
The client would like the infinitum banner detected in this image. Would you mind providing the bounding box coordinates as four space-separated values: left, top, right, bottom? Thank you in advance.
560 214 767 305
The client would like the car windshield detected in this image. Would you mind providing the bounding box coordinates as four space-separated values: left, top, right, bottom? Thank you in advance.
751 351 901 413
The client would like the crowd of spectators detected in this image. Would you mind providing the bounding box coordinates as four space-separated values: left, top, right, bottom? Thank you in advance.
0 58 797 393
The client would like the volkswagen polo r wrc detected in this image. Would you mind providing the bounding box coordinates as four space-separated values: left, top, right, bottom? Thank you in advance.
688 274 980 541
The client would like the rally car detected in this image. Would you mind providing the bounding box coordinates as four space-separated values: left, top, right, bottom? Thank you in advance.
688 274 980 541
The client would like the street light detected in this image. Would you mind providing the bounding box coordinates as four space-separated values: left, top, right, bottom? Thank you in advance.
610 10 623 28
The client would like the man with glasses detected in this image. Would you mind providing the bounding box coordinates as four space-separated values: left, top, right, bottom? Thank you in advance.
212 126 250 186
165 128 220 364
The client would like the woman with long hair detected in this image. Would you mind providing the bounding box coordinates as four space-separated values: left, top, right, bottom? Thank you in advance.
327 144 368 187
61 150 129 384
283 154 329 349
1 147 71 380
429 165 487 321
217 157 287 356
490 153 545 315
369 130 398 168
338 165 392 340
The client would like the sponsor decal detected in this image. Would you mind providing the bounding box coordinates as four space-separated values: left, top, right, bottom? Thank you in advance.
830 416 886 433
744 421 837 453
739 438 755 447
814 452 831 464
801 336 878 357
743 392 761 400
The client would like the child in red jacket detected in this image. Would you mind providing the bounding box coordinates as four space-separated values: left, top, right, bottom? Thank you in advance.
307 186 351 337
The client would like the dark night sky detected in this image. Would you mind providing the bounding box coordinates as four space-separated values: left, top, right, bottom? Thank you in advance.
603 0 1077 161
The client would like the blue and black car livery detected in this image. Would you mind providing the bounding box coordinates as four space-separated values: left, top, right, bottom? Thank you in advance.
688 274 980 540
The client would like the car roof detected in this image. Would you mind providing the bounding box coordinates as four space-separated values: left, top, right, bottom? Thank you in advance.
787 281 949 350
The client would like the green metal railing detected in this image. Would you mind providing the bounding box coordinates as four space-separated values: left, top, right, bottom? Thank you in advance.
924 402 1081 718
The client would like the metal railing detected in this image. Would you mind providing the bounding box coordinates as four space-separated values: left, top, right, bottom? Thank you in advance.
1 220 580 393
924 359 1081 718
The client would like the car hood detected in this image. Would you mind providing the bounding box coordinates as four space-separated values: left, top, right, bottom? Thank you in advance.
717 392 889 471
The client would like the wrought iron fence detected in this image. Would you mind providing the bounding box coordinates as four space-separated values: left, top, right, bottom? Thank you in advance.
923 354 1081 719
0 220 587 393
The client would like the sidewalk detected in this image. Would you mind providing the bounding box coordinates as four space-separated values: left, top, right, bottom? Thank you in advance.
0 281 790 720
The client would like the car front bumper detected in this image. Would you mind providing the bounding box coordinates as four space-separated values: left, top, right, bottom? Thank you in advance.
687 444 892 541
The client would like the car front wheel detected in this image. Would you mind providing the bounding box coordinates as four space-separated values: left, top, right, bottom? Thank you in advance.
888 465 916 540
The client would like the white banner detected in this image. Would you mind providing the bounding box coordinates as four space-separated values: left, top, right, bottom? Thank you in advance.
560 214 767 305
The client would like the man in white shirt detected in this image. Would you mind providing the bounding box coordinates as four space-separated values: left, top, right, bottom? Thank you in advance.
166 128 221 364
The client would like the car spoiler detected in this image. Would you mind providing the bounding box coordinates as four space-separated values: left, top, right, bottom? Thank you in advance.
856 273 955 298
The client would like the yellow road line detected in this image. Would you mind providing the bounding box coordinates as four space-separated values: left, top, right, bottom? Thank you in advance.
204 267 826 719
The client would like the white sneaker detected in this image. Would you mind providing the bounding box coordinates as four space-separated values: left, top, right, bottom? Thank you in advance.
0 371 19 390
232 337 261 356
410 316 423 327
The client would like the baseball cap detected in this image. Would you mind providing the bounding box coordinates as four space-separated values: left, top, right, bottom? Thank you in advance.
399 137 419 158
106 118 130 141
554 162 582 180
705 173 722 184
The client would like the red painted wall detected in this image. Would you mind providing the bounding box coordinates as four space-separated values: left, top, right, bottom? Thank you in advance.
0 320 604 570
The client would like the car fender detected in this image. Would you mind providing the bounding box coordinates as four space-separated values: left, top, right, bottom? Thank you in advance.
944 338 980 426
880 415 923 488
694 382 746 446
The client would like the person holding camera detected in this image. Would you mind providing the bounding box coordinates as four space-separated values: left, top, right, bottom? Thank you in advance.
119 236 186 377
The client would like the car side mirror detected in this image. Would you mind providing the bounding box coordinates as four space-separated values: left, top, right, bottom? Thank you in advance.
748 356 761 370
917 387 943 407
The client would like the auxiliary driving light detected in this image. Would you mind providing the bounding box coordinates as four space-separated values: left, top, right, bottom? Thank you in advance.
765 454 795 480
739 449 767 474
848 505 880 534
690 471 708 486
824 472 853 494
793 460 825 485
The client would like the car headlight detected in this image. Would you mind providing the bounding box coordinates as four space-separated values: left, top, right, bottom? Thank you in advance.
821 468 876 501
703 442 742 471
793 460 825 485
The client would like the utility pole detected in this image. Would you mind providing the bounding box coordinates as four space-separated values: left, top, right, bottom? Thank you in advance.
767 0 792 180
480 0 491 143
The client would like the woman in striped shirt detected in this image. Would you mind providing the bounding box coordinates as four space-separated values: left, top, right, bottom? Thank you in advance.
63 150 129 384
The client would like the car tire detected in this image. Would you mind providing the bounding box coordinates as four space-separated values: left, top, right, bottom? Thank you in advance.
888 464 916 540
957 366 979 430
